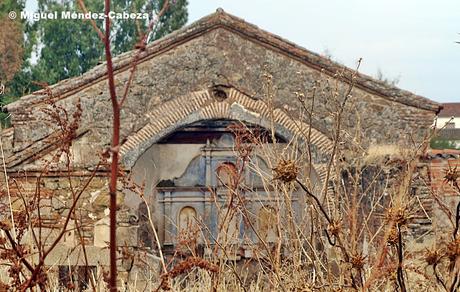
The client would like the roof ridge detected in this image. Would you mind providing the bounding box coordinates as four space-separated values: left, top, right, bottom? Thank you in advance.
7 8 441 112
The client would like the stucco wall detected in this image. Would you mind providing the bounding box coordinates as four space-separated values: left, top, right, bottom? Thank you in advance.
437 117 460 128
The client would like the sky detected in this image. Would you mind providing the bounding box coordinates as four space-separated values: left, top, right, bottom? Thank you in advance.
25 0 459 103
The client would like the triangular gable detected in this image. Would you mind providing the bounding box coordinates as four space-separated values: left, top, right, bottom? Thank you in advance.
7 8 440 113
2 9 441 172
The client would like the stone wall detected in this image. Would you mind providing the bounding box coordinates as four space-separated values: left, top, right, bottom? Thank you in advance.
0 10 442 288
0 171 157 287
4 12 438 172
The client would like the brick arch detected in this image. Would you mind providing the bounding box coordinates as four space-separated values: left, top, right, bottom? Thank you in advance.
121 88 337 214
120 88 334 170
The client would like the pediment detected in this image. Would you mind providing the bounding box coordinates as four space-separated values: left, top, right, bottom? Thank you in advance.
2 9 439 171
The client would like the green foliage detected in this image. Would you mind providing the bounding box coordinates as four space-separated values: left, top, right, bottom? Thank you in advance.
32 0 105 86
32 0 187 85
154 0 188 40
1 0 188 126
430 138 460 150
0 0 25 15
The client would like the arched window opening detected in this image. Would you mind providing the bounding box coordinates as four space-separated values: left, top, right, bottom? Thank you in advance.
178 206 198 238
216 161 237 188
258 206 278 243
217 206 241 245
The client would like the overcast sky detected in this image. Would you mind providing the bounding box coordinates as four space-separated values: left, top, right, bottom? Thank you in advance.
25 0 459 103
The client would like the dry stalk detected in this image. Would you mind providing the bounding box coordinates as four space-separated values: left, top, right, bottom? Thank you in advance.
0 125 15 238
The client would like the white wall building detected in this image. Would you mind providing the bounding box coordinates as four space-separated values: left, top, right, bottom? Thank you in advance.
437 103 460 129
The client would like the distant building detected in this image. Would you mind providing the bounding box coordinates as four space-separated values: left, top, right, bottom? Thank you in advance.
432 103 460 149
437 103 460 129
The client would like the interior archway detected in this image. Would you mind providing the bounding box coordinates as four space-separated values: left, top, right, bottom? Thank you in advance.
120 88 334 169
121 88 336 254
129 118 324 253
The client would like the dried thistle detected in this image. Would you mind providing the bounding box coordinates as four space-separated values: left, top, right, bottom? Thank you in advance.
350 252 367 270
387 226 399 245
273 159 299 183
425 248 443 266
327 219 342 237
385 206 408 226
444 165 460 184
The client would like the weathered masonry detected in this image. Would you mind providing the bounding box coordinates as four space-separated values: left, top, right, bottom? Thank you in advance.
0 8 441 283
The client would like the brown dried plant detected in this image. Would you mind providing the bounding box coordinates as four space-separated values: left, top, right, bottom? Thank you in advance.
159 257 219 291
2 10 458 290
0 84 102 291
273 159 299 183
0 16 23 83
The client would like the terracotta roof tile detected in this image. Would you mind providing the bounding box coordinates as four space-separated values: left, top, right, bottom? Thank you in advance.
439 103 460 117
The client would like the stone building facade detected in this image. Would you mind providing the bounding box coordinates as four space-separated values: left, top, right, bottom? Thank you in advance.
0 9 442 285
